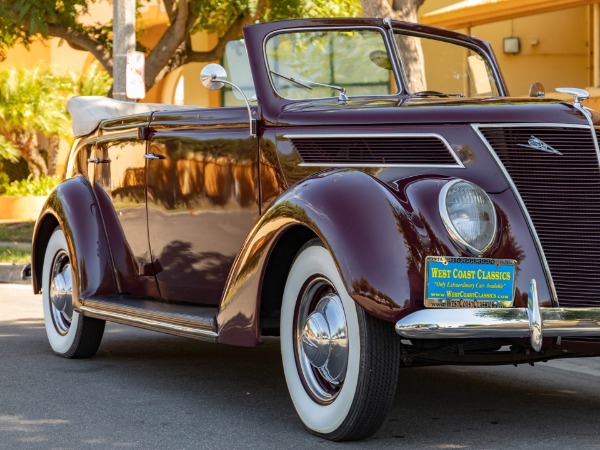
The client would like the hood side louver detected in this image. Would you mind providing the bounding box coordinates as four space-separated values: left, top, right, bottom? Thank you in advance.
286 134 462 167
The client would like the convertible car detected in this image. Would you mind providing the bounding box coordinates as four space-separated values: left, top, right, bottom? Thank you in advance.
31 17 600 441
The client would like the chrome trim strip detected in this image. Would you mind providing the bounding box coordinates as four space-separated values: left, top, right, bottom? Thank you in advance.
285 132 465 168
80 303 218 342
100 120 151 132
472 122 589 129
298 163 460 168
472 123 559 304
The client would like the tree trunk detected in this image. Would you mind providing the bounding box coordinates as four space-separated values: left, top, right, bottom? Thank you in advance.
47 134 60 177
14 131 47 180
361 0 427 92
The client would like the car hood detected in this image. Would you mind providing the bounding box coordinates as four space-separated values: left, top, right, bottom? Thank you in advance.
276 97 593 127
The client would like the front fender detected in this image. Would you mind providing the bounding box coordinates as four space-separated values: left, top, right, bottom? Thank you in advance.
217 169 427 345
32 176 116 304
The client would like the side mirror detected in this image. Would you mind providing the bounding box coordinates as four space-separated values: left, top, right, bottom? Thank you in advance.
200 64 228 90
200 64 257 137
369 50 392 70
529 81 545 98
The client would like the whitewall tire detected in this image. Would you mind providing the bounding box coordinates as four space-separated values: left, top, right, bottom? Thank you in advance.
281 239 401 441
42 228 105 358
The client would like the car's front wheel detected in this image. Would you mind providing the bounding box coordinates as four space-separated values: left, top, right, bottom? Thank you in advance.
42 227 105 358
281 239 401 441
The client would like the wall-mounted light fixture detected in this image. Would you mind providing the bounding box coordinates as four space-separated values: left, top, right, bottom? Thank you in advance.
503 37 521 54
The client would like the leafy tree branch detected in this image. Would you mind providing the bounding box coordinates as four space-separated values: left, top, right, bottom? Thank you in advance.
1 0 361 93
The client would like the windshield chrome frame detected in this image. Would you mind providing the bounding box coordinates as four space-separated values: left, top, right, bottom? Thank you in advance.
389 29 504 98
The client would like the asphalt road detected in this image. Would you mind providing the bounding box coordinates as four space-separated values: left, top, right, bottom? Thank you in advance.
2 284 600 449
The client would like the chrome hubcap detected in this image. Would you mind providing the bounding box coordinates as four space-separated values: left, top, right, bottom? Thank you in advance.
297 278 349 403
49 250 73 335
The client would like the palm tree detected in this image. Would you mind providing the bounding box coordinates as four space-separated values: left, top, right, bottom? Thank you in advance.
0 135 19 164
0 67 71 179
0 64 111 179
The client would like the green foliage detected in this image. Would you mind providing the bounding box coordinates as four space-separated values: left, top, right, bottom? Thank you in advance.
0 64 111 132
0 174 58 196
192 0 361 35
0 245 31 263
0 135 19 163
0 66 71 138
0 64 111 179
265 0 361 21
0 0 110 59
73 62 112 96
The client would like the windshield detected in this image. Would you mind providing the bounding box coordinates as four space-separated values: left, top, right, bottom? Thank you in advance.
265 29 398 100
394 32 500 98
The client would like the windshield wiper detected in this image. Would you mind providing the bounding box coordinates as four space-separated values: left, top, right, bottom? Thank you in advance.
270 70 348 103
270 70 313 90
411 90 465 98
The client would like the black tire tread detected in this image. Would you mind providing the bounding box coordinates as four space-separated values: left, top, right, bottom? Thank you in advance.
64 316 106 359
322 308 401 441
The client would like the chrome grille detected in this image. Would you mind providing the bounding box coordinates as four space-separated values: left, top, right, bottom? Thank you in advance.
290 135 459 166
480 126 600 307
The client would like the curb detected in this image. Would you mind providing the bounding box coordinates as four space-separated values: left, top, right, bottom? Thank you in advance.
0 263 30 285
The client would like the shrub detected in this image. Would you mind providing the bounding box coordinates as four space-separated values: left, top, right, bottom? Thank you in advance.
1 175 58 196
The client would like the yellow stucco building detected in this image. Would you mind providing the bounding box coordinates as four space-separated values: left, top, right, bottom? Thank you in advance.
420 0 600 108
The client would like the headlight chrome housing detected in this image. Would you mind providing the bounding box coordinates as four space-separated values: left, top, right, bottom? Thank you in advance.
439 180 497 256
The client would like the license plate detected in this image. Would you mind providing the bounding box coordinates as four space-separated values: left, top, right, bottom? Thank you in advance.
425 256 517 308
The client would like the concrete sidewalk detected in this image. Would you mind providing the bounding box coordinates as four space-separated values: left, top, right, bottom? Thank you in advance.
0 241 31 284
0 262 29 284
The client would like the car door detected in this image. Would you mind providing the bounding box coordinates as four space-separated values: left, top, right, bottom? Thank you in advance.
92 115 160 298
146 108 259 305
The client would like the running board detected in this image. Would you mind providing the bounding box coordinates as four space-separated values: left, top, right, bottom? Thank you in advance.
79 296 218 342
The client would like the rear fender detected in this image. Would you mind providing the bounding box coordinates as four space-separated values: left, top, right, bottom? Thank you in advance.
32 176 116 305
217 169 425 346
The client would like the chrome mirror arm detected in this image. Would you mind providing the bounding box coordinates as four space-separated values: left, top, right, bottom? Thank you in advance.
217 79 257 137
200 63 257 137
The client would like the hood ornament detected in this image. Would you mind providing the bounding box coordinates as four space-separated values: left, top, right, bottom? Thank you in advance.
517 136 563 156
556 87 589 105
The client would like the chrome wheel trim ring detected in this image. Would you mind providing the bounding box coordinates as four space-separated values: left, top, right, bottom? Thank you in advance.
296 277 349 404
49 250 73 336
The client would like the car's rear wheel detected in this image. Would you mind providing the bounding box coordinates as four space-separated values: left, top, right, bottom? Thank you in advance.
42 227 105 358
281 239 401 441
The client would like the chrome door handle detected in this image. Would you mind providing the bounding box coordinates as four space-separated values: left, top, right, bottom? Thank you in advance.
88 158 111 164
144 153 167 160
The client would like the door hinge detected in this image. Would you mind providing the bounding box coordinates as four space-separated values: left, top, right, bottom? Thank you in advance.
138 126 154 140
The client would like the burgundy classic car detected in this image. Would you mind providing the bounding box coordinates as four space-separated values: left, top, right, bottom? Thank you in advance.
31 17 600 441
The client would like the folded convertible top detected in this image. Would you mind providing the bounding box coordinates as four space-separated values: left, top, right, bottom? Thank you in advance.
67 96 194 137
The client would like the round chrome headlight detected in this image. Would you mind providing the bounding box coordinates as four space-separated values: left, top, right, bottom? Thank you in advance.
439 180 497 255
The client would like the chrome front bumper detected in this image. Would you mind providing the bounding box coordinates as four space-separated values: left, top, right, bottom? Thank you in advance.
395 280 600 352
